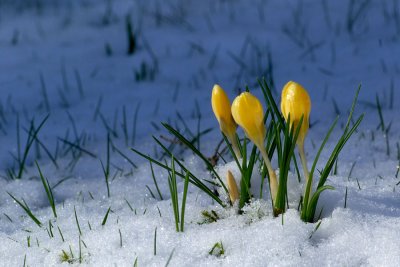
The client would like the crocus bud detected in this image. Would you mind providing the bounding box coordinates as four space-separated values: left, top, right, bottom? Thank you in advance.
226 170 239 203
211 85 237 140
232 91 279 204
280 81 311 145
231 92 266 149
212 84 240 158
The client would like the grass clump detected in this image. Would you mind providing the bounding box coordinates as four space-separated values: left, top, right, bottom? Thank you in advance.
8 115 49 180
60 249 75 264
59 242 86 264
168 157 190 232
36 161 57 218
301 85 363 222
199 210 220 224
208 241 225 257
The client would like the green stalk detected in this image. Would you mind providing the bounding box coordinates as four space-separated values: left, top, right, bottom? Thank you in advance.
298 142 310 182
227 133 241 159
258 145 278 204
36 162 57 218
274 116 302 216
180 171 189 232
169 157 180 232
302 85 363 222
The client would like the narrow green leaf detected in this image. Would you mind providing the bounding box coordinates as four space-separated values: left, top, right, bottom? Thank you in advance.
180 171 190 232
101 207 111 226
306 185 335 221
7 192 42 227
36 161 57 218
162 123 228 194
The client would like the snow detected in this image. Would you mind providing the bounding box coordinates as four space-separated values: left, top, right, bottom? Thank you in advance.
1 0 400 266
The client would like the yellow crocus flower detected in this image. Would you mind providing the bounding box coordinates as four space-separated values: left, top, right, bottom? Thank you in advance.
281 81 311 145
231 92 278 202
211 84 240 158
280 81 311 181
231 92 265 149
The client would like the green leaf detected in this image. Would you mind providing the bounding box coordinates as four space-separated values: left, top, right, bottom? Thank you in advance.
162 123 228 194
302 117 338 219
306 185 335 221
36 161 57 218
101 207 111 226
131 143 225 207
7 192 42 227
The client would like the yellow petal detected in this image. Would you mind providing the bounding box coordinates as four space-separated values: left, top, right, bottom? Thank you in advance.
231 92 266 148
227 170 239 203
281 81 311 144
211 84 237 139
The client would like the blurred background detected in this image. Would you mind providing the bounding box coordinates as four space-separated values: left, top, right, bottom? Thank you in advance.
0 0 399 174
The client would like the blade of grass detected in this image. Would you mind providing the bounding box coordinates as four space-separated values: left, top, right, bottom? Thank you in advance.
17 115 49 178
112 143 138 169
162 123 228 194
36 161 57 218
149 161 163 200
165 248 175 267
7 192 42 227
154 227 157 255
168 157 180 232
180 171 190 232
101 207 111 226
58 138 97 158
131 146 222 205
74 206 82 236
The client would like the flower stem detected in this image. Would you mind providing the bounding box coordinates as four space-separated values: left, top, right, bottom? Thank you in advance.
298 141 310 182
299 141 313 208
228 134 241 159
258 145 278 203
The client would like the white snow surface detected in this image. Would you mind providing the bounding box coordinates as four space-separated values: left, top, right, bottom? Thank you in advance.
0 0 400 266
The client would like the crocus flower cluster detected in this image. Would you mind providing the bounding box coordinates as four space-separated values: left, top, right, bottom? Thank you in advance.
211 81 311 207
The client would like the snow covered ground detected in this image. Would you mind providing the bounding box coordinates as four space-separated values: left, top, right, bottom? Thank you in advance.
0 0 400 266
